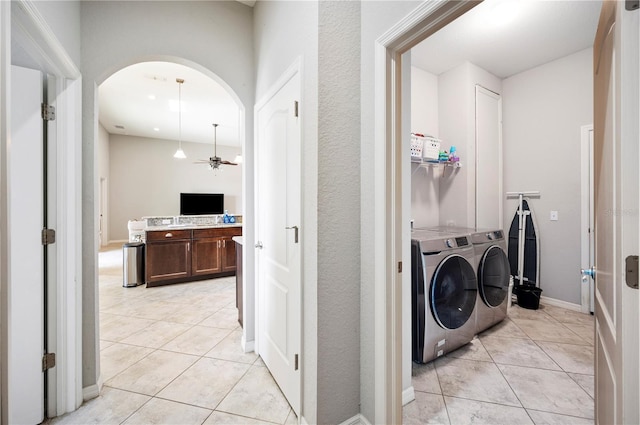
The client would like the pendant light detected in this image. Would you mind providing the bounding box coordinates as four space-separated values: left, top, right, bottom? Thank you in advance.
173 78 186 159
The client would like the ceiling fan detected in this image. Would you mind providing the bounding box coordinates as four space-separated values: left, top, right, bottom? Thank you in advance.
194 123 238 170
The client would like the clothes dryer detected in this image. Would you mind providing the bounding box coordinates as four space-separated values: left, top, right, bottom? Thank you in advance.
411 229 477 364
416 226 511 334
469 229 510 334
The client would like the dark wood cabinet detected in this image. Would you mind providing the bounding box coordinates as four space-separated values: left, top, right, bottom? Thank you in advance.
235 240 243 327
146 226 242 287
145 230 191 286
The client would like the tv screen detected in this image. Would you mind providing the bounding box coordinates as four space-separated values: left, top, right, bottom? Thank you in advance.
180 193 224 215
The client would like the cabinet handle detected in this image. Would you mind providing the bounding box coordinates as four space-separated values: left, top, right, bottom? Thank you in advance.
165 233 173 238
223 240 226 248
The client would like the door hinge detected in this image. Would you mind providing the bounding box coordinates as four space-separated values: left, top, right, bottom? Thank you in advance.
626 0 639 11
42 353 56 371
626 255 639 289
398 261 403 273
41 103 56 121
42 228 56 245
294 354 299 371
294 101 299 117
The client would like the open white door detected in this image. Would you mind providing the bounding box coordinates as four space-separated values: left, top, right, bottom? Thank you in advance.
591 2 639 424
255 67 301 415
9 65 45 424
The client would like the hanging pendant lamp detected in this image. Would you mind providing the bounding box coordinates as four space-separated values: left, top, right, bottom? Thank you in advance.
173 78 186 159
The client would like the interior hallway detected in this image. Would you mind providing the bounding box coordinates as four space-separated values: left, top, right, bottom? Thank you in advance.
51 243 295 425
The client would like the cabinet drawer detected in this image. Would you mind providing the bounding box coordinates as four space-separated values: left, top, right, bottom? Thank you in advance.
193 227 242 239
146 229 191 241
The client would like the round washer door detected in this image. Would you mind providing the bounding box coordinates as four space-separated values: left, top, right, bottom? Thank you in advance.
478 245 510 308
430 254 477 330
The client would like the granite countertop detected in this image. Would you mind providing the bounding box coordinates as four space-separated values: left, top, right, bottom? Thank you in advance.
145 223 243 232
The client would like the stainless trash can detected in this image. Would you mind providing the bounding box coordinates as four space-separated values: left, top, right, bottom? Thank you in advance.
123 242 145 287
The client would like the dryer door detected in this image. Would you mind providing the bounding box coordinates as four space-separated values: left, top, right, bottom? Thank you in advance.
478 245 510 307
430 254 477 330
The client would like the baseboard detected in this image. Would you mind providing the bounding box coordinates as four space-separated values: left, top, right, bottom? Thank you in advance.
107 239 127 245
540 296 582 312
402 385 416 406
83 374 103 401
338 414 372 425
241 335 255 353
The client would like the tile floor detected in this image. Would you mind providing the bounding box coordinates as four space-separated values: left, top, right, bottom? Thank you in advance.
52 243 296 425
404 302 595 424
52 244 595 425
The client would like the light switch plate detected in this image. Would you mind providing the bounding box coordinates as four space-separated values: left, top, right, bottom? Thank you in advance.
550 211 558 221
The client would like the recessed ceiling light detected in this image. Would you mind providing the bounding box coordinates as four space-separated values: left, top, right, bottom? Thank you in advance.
148 94 156 100
153 127 160 132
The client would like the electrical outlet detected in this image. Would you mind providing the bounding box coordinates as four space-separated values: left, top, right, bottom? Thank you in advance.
550 211 558 221
162 219 171 224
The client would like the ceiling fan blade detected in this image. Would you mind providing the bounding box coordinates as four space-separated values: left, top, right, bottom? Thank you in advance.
221 160 238 166
193 159 211 164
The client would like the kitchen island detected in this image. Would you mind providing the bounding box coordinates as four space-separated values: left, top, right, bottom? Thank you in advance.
144 223 242 287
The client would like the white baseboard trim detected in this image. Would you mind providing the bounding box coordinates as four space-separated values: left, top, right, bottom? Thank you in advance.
241 335 255 353
82 384 99 401
540 296 582 312
83 375 103 401
402 385 416 406
107 239 128 245
339 414 372 425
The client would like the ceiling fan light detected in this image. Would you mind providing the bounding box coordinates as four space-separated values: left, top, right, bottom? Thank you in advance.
173 148 186 159
234 154 243 164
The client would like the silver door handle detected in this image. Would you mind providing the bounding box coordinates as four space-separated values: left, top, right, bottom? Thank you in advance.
285 225 299 243
581 267 595 279
255 241 263 249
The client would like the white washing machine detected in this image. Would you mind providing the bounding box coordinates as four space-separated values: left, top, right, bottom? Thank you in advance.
411 229 478 364
417 226 510 334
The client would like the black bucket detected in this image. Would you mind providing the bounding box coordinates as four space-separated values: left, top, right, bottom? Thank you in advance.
515 284 542 310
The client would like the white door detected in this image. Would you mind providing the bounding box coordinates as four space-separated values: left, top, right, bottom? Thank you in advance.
592 2 639 424
9 65 45 424
255 70 301 414
580 125 595 314
475 85 502 229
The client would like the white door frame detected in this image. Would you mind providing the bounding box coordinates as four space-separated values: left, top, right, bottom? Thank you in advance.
373 1 480 422
580 124 594 314
1 0 82 420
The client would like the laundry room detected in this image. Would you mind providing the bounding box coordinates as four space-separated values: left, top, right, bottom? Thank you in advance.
403 1 600 423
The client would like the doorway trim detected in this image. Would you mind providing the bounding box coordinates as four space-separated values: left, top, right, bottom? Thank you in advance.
580 124 594 314
373 1 480 422
2 0 83 420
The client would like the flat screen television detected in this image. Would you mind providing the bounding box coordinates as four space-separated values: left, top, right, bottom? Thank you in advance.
180 193 224 215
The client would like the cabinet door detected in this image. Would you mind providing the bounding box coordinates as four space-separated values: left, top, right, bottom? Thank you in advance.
146 240 191 283
192 238 223 276
221 237 237 272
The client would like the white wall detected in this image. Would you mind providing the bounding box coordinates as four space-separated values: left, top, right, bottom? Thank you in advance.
438 61 502 228
80 0 254 392
502 48 593 304
108 135 242 242
411 66 440 228
253 1 320 422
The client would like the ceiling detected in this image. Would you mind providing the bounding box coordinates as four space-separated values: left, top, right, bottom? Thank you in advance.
100 1 602 148
99 61 241 147
411 0 602 78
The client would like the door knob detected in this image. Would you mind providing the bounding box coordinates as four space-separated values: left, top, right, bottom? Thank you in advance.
581 267 595 279
255 241 263 249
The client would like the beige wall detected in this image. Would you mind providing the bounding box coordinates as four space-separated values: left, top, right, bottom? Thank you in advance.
108 134 242 242
503 47 593 304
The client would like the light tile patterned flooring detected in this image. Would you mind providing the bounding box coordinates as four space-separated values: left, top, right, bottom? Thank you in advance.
404 302 595 424
52 244 296 425
53 244 594 424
